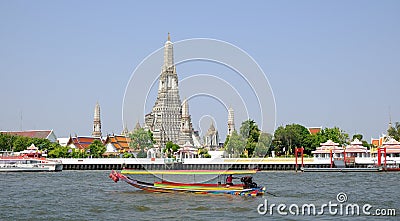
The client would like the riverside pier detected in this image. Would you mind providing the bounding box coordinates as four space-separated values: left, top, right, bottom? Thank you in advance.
57 157 372 171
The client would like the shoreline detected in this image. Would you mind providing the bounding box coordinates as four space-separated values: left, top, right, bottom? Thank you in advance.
54 157 380 171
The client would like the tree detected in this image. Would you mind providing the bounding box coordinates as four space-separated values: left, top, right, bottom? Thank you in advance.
129 128 154 158
0 133 53 152
70 148 89 158
88 140 106 158
302 133 323 154
361 140 370 148
123 152 133 158
302 127 350 154
352 134 363 141
224 135 230 148
319 127 349 145
165 141 179 152
225 130 246 157
198 148 211 158
253 132 272 157
48 144 70 158
0 133 16 151
351 133 370 148
164 141 179 158
30 138 51 151
136 150 147 158
48 142 62 152
240 120 261 157
273 124 310 155
240 120 260 142
388 122 400 141
13 136 30 152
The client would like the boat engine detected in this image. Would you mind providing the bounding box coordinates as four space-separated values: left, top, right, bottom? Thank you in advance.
240 176 257 188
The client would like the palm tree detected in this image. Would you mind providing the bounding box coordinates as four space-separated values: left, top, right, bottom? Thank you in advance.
388 122 400 141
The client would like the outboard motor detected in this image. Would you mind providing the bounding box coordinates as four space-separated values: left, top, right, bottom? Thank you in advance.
240 176 257 188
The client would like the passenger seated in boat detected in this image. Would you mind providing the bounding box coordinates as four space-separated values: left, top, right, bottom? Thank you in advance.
226 175 238 186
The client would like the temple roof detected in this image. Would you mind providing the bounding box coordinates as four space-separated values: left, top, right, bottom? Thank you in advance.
383 137 400 145
350 138 363 145
104 135 131 150
320 140 339 146
67 136 102 149
345 140 368 152
308 127 322 135
1 130 54 139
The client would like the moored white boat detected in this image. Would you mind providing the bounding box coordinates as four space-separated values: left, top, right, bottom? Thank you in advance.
0 156 63 172
0 144 62 172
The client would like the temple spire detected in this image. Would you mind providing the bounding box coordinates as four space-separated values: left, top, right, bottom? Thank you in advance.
178 98 193 146
159 33 178 92
182 98 189 118
210 120 215 130
121 124 129 137
205 120 219 150
227 107 235 136
146 34 182 147
134 120 142 131
163 33 174 70
92 102 102 137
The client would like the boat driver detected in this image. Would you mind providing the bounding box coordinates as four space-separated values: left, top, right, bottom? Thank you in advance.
226 174 237 186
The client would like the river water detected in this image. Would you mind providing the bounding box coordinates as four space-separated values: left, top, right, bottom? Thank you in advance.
1 171 399 220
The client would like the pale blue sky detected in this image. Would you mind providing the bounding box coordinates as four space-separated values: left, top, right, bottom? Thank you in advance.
1 0 399 141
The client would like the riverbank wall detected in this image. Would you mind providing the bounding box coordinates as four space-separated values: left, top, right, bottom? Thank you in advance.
55 157 374 171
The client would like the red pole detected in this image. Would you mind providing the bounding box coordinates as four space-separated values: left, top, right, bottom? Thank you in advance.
384 148 387 168
377 148 381 166
301 147 304 168
330 149 333 168
295 148 298 172
343 149 346 166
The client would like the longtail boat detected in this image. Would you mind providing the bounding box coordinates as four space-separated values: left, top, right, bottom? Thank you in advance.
109 169 266 196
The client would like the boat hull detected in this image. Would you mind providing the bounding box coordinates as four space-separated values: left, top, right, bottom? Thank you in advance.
0 167 59 172
0 158 63 172
111 171 265 196
301 167 382 172
384 167 400 172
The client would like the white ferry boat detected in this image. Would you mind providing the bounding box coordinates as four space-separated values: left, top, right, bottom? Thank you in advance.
0 144 62 172
0 156 63 172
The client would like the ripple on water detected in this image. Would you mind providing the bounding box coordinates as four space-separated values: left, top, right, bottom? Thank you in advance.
187 206 211 211
228 206 251 212
132 205 152 212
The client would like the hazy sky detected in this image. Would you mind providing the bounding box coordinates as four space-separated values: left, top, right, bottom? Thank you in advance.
1 1 399 141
